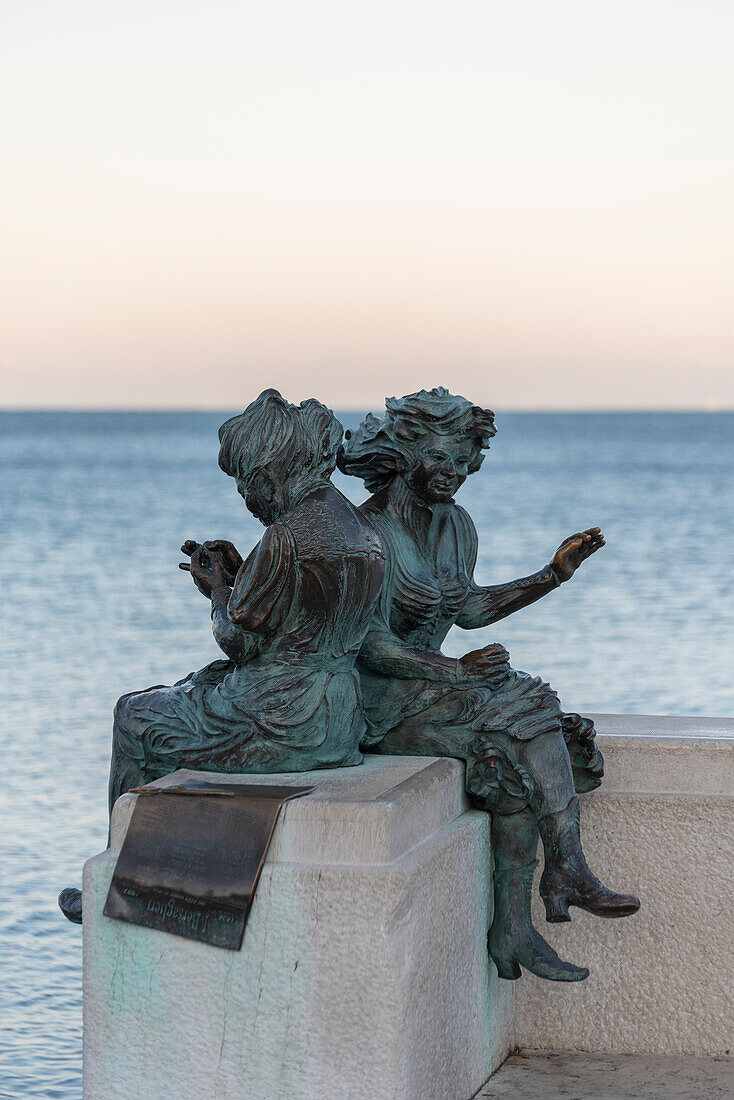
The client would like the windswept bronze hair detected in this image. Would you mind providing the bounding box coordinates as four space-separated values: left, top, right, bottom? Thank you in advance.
219 389 343 485
338 386 497 493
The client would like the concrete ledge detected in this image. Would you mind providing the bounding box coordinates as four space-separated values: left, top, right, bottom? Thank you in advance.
109 755 468 864
84 716 733 1098
475 1051 734 1099
592 713 734 740
512 717 733 1057
86 755 503 1100
592 713 734 795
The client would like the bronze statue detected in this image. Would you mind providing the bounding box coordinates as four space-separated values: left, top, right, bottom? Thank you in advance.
339 387 639 982
58 390 384 923
60 384 638 989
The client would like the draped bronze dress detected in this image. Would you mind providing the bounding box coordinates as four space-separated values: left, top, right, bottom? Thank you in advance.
357 479 601 810
111 485 384 800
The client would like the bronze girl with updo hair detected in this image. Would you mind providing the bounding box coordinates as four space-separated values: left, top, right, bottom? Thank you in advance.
340 387 639 982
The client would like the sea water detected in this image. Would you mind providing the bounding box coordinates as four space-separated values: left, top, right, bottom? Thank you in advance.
1 410 732 1096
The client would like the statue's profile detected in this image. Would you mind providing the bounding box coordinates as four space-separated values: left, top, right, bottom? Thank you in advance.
60 385 639 988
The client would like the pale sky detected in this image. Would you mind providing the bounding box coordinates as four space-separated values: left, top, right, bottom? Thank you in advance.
2 1 733 409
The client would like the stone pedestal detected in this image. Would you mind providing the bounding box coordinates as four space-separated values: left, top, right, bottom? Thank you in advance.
512 720 734 1057
83 756 511 1100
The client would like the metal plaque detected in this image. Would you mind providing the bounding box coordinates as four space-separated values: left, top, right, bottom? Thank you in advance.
104 779 312 949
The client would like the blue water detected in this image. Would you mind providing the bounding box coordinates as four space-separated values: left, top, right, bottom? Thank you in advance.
1 410 733 1097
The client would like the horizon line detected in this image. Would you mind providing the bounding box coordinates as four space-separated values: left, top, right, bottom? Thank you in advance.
1 405 732 415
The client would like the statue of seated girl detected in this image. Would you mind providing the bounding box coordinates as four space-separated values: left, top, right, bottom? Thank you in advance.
58 390 384 923
339 387 639 982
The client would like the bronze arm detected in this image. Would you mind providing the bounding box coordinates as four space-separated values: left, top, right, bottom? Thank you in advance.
357 624 461 684
456 566 561 629
210 586 261 664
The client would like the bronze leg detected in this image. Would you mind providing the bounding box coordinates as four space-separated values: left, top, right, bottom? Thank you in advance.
488 807 589 982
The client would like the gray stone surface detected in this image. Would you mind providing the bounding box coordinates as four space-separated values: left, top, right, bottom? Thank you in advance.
592 712 734 741
592 727 733 796
83 722 733 1097
475 1051 734 1098
84 755 512 1100
511 730 734 1056
109 754 468 864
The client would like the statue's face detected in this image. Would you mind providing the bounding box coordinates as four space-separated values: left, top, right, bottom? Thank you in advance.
406 435 476 504
239 467 279 525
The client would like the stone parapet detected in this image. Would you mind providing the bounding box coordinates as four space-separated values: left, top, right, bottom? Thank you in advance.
84 756 510 1100
82 719 733 1099
511 716 734 1057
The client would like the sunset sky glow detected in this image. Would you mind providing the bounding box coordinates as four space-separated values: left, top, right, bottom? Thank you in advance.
2 1 733 409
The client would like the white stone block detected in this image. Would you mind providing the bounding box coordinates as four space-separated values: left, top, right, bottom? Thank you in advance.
512 721 734 1057
84 719 733 1098
83 756 511 1100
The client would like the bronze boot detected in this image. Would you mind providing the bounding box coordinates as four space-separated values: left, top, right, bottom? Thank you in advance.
538 796 640 923
488 809 589 982
58 887 83 924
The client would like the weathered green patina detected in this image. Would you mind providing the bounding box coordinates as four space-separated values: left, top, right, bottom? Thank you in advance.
59 389 384 924
338 387 639 981
60 385 639 985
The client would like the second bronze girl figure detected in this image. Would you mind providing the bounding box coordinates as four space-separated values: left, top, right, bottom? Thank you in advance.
340 387 639 982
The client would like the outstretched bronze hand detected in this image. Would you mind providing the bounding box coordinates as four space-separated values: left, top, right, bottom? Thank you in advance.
550 527 605 583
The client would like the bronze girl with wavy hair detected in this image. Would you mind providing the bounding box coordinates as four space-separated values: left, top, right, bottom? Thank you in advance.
340 387 639 982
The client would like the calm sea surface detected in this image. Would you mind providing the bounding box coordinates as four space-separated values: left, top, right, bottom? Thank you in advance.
2 410 733 1097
